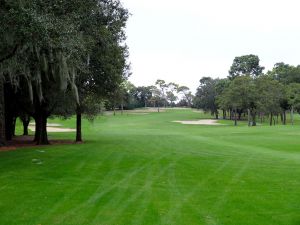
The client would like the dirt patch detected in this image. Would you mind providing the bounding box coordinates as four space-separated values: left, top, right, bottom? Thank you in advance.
0 135 79 152
173 119 223 125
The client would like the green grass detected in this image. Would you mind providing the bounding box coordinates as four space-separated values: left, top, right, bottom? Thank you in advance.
1 109 300 225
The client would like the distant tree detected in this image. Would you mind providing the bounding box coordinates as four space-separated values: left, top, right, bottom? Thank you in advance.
166 82 178 106
194 77 219 119
150 86 163 112
286 83 300 125
256 76 284 126
177 86 193 107
267 62 300 84
218 76 257 126
215 78 230 119
229 54 264 80
155 79 168 107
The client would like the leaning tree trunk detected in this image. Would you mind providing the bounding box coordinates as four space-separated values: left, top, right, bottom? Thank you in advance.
76 105 82 142
0 76 6 146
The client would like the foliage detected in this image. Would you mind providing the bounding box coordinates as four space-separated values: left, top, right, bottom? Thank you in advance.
229 54 264 80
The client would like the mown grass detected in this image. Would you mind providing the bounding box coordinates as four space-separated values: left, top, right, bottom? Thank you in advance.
1 109 300 225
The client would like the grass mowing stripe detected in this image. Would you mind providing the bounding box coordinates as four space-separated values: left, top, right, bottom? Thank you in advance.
1 109 300 224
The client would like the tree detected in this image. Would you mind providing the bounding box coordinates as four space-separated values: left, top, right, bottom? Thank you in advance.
0 0 130 145
256 76 284 126
194 77 219 119
177 86 193 107
286 83 300 125
155 79 168 107
215 78 230 119
267 62 300 84
166 82 178 106
229 54 264 80
217 76 258 126
130 86 153 108
150 86 162 112
74 0 130 141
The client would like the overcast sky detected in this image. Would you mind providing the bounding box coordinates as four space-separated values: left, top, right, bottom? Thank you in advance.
122 0 300 92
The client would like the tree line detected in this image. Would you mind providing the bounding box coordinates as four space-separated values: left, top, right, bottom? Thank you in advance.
107 79 194 113
0 0 130 145
194 54 300 126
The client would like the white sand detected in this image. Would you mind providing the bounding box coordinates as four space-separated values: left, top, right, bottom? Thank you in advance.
29 123 62 127
28 123 76 132
173 119 223 125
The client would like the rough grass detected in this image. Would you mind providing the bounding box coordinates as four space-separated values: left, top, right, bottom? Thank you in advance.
1 109 300 225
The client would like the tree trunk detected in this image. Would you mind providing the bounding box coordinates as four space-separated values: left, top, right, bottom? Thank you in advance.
11 117 16 136
291 106 294 125
121 101 124 115
34 102 49 145
215 111 219 119
270 113 273 126
23 118 30 136
4 83 13 141
222 110 226 119
251 111 256 126
5 114 13 141
247 109 251 126
283 111 286 125
76 105 82 142
238 111 242 120
234 108 237 126
35 113 49 145
34 116 40 142
0 76 5 146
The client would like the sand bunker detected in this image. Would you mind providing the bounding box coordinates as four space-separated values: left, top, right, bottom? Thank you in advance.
173 119 223 125
29 123 62 127
29 123 75 132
